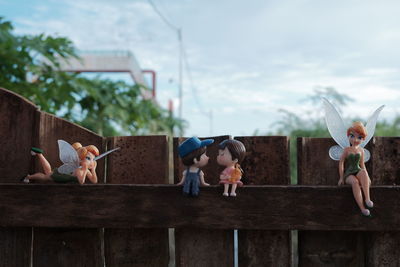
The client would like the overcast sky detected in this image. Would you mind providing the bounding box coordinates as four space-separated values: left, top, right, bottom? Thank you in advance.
2 0 400 137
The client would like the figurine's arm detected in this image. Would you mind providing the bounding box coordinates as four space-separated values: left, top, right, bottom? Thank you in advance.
177 170 187 185
219 169 229 180
86 161 98 184
360 149 366 170
199 171 210 186
75 165 89 185
338 150 346 186
220 173 228 180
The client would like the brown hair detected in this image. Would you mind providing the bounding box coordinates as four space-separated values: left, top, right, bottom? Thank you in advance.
347 122 367 139
72 142 100 160
181 146 206 166
218 139 246 163
219 139 246 177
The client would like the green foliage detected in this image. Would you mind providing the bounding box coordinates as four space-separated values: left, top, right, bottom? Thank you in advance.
0 17 184 136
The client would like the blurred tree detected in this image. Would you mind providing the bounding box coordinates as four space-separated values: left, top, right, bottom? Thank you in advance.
0 17 184 136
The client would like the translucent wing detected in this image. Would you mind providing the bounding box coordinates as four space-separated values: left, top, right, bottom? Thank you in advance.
94 147 120 161
329 145 344 161
361 105 385 148
323 98 350 148
58 163 78 175
57 140 80 175
363 148 371 163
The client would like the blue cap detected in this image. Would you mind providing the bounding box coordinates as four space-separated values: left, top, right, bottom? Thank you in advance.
178 137 214 157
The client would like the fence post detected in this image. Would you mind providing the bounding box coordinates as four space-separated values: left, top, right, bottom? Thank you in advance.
104 136 170 267
366 137 400 266
32 111 105 267
0 88 36 267
174 136 234 267
297 137 367 266
237 136 291 267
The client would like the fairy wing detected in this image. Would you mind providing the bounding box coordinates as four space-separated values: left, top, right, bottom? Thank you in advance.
363 149 371 162
361 105 385 148
329 145 344 161
57 140 80 175
323 98 350 149
94 147 121 161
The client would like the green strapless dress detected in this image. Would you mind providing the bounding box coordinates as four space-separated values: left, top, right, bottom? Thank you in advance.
344 153 362 178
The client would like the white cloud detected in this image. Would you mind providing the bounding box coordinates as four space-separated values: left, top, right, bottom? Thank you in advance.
6 0 400 136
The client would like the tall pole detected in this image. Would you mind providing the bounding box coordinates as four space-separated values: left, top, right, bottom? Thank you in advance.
178 28 183 137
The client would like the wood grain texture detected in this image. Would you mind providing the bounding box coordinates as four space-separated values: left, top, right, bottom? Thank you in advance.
173 136 233 267
366 137 400 266
175 228 233 267
32 228 103 267
236 136 291 267
0 184 398 230
32 111 105 267
104 136 169 267
297 137 371 267
0 88 36 266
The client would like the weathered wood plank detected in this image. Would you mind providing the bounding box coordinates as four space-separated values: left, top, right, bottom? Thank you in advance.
0 88 36 266
32 228 103 267
237 136 291 267
0 184 399 230
32 111 105 267
175 228 233 267
297 137 370 267
366 137 400 266
173 136 233 267
104 136 169 267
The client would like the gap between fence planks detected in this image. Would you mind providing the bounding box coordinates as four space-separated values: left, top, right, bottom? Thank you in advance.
236 136 291 267
1 184 399 230
297 137 371 266
104 136 169 267
173 136 234 267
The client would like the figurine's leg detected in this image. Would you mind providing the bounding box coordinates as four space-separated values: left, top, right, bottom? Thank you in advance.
26 173 52 182
346 175 369 215
36 154 52 175
230 184 238 197
357 169 373 208
182 180 190 196
223 184 229 196
191 179 200 197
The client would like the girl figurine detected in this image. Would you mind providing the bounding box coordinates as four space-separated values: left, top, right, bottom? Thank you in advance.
23 140 119 184
24 141 99 184
217 139 246 197
323 98 384 216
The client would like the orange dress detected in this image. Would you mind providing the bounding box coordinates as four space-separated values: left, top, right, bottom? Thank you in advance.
219 166 243 186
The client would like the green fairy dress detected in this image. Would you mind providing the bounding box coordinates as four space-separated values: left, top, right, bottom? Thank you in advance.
344 153 362 179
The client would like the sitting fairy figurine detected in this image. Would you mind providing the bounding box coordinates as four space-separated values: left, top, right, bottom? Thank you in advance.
177 137 214 197
217 139 246 197
23 140 119 184
323 98 384 216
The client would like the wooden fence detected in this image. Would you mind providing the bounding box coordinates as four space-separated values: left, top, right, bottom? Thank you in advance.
1 87 400 267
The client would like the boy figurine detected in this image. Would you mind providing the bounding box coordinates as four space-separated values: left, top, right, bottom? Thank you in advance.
177 137 214 196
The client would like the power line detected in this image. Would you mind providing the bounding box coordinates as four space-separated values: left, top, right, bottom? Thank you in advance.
147 0 211 134
181 43 209 117
147 0 179 32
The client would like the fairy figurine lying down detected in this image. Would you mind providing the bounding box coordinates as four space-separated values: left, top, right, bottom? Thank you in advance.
323 98 384 216
23 140 119 184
